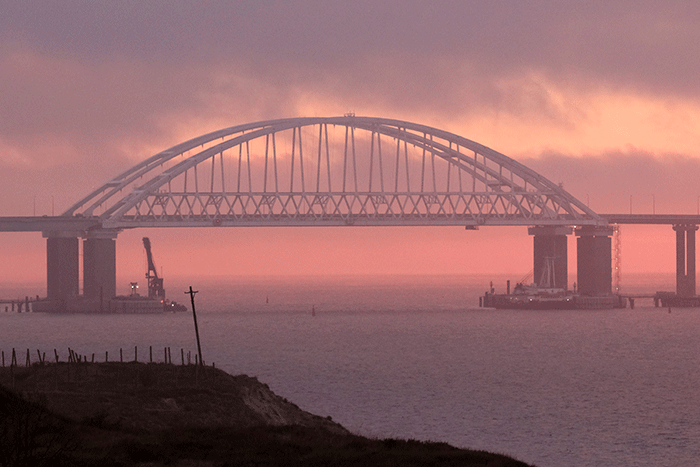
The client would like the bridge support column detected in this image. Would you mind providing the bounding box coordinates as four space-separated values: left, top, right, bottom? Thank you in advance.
43 232 80 301
83 230 119 310
528 226 570 290
576 226 613 296
673 224 697 297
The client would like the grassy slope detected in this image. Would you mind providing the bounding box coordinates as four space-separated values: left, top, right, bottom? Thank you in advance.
0 362 536 466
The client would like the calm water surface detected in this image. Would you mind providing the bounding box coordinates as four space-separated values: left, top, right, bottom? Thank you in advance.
1 274 698 467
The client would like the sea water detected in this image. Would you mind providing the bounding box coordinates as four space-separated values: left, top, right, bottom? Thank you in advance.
1 273 698 467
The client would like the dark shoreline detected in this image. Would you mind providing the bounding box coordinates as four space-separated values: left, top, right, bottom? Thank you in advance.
0 361 536 466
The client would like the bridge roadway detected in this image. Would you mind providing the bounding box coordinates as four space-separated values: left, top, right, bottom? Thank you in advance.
2 213 700 232
599 214 700 225
0 216 101 232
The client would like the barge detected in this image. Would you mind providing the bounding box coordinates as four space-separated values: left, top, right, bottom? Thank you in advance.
32 295 185 314
481 288 626 310
481 258 626 310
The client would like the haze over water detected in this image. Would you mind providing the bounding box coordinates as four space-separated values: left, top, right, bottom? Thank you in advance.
2 273 698 467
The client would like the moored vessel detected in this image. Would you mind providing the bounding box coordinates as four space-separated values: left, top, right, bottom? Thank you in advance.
481 257 626 310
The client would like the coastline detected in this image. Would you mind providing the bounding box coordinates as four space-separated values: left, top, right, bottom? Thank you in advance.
0 361 535 466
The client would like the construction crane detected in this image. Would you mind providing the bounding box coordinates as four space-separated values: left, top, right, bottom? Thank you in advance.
142 237 165 300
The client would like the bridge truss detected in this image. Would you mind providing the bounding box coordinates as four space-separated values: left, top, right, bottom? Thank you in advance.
64 116 603 228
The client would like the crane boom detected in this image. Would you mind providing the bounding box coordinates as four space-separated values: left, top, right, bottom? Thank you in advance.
142 237 159 279
142 237 165 299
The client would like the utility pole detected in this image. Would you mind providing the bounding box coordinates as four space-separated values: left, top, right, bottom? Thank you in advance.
185 286 203 366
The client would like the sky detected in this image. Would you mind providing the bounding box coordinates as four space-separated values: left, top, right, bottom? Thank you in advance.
2 1 700 292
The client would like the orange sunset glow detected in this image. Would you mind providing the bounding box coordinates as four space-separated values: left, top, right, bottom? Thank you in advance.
2 2 700 292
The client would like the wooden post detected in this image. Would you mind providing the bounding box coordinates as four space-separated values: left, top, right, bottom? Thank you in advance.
134 346 138 362
181 348 184 366
106 351 108 362
150 346 153 363
26 348 30 367
54 349 59 363
120 348 123 362
185 286 204 366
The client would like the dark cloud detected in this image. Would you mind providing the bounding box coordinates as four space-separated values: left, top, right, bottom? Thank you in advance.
2 0 698 142
2 1 700 98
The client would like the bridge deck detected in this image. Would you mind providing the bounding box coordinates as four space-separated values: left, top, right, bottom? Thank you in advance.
600 214 700 225
0 216 101 232
1 214 699 232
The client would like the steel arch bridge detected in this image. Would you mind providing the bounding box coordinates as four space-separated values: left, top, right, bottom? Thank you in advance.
65 116 603 229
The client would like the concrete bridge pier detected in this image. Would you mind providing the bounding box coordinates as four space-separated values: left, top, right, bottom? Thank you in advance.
43 229 118 310
575 226 613 296
528 226 570 289
673 224 697 297
43 232 80 301
83 230 118 309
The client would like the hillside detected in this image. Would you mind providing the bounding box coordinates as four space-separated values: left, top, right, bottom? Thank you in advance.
0 362 536 466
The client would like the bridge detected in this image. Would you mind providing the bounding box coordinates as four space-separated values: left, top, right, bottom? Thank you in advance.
0 116 696 308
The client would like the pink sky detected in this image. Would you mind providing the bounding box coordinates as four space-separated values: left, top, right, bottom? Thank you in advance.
1 2 700 292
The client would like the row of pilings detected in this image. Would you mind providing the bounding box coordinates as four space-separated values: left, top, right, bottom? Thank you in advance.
0 296 39 313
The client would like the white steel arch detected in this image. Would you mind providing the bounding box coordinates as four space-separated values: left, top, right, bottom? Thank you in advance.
64 116 603 228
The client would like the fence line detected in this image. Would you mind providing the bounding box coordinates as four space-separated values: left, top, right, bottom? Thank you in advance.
1 346 210 368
